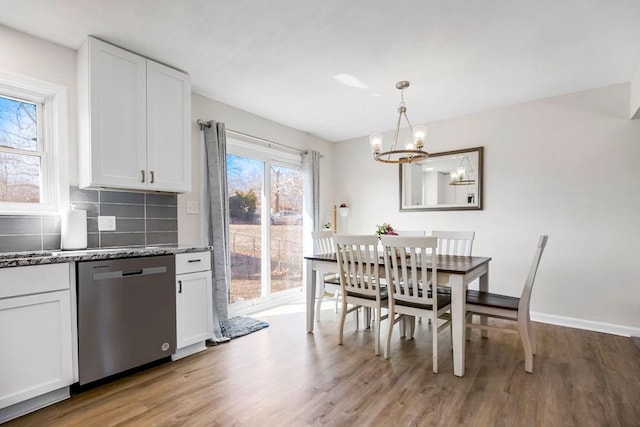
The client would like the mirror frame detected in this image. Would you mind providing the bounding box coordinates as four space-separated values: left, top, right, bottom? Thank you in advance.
399 146 484 211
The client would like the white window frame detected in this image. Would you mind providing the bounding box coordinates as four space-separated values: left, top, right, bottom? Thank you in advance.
0 73 68 215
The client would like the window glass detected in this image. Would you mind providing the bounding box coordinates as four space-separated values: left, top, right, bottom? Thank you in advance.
0 152 41 203
0 94 44 206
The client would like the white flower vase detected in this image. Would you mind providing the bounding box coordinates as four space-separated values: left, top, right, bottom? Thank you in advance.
338 207 349 217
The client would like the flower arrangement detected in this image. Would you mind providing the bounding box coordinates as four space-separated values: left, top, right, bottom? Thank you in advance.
375 222 397 236
339 203 348 208
322 222 332 230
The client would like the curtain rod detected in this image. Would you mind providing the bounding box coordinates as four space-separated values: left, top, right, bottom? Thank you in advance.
196 119 307 155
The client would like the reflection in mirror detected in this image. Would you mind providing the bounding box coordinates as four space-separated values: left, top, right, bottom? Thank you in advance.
400 146 483 211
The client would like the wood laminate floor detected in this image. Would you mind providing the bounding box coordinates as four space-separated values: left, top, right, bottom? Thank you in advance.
6 300 640 426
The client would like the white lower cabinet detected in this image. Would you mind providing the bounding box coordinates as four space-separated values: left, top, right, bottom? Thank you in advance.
0 263 75 423
172 252 213 360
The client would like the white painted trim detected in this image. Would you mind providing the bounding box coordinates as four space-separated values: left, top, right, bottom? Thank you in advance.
531 311 640 337
0 387 69 424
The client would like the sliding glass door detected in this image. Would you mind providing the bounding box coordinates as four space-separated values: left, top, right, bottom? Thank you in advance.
227 154 263 303
227 139 303 310
269 164 303 295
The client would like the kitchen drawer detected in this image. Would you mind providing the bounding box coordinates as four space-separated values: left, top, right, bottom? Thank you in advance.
175 252 211 275
0 264 70 299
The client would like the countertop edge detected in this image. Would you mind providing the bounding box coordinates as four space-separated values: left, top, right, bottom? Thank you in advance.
0 246 213 269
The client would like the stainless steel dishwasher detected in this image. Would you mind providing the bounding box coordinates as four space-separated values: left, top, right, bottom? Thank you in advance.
77 255 176 385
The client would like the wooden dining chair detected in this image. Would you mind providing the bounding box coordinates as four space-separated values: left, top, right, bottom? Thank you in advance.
311 231 341 320
380 235 452 373
465 234 548 373
432 230 475 256
334 235 388 355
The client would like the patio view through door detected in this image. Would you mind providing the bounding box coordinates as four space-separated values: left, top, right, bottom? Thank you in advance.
226 140 304 311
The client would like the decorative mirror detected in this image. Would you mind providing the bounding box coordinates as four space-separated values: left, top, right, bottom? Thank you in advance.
399 146 483 211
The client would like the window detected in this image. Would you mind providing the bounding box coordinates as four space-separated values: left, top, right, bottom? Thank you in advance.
0 94 43 203
226 137 304 312
0 75 67 214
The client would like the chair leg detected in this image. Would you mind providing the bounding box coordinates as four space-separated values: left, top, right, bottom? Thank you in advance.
385 310 397 359
364 307 372 329
432 313 439 374
518 317 534 373
527 312 536 355
334 290 340 313
465 313 473 341
407 316 415 339
374 306 382 355
339 300 348 345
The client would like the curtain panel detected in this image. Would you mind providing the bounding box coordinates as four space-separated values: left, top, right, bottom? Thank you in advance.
203 120 231 344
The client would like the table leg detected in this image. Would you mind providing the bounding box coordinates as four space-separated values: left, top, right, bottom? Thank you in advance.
306 258 316 333
315 271 326 322
479 266 489 338
450 274 466 377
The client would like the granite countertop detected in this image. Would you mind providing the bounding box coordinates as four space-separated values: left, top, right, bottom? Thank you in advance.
0 245 212 268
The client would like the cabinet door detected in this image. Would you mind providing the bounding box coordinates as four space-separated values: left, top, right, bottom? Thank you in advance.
86 38 147 189
0 291 73 409
147 61 192 192
176 271 213 349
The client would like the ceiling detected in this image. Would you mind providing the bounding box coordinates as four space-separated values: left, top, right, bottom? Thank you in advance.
1 0 640 142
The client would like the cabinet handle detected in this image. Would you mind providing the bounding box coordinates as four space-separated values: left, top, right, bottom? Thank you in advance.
187 259 201 263
141 170 145 183
178 280 182 293
150 170 155 184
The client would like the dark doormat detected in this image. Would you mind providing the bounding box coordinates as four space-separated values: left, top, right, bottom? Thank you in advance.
220 316 269 339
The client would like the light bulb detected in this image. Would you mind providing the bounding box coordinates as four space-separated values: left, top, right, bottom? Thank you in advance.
405 142 415 150
413 125 426 142
369 133 382 153
457 167 466 180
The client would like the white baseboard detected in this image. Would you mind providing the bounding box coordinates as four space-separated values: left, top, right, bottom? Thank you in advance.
531 311 640 337
171 341 208 361
0 387 69 424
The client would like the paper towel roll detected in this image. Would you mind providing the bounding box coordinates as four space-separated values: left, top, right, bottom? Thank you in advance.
61 208 87 250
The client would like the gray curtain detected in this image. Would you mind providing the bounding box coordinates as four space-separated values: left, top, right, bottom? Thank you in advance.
203 121 231 344
303 150 321 234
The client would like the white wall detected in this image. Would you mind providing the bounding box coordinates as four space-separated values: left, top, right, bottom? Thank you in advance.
333 83 640 334
178 93 334 245
631 67 640 119
0 25 78 184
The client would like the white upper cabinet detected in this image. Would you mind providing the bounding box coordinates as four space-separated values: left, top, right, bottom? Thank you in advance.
78 37 191 193
146 61 191 192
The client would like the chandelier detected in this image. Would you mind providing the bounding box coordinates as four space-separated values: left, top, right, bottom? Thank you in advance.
369 81 428 164
450 155 476 185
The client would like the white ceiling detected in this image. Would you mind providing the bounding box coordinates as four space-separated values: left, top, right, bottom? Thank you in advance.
1 0 640 142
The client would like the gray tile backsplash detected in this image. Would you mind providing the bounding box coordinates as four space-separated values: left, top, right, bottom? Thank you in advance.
0 186 179 252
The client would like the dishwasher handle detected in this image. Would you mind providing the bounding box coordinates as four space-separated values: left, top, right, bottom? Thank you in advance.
92 266 168 281
123 269 143 276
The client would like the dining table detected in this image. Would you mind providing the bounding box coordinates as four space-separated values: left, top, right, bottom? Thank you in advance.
304 252 492 377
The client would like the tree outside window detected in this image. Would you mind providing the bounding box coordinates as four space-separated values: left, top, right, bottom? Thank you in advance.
0 95 42 204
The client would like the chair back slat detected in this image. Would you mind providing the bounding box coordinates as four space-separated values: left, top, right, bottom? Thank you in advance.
518 235 549 314
311 230 334 255
381 235 438 307
334 235 383 299
432 230 475 256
